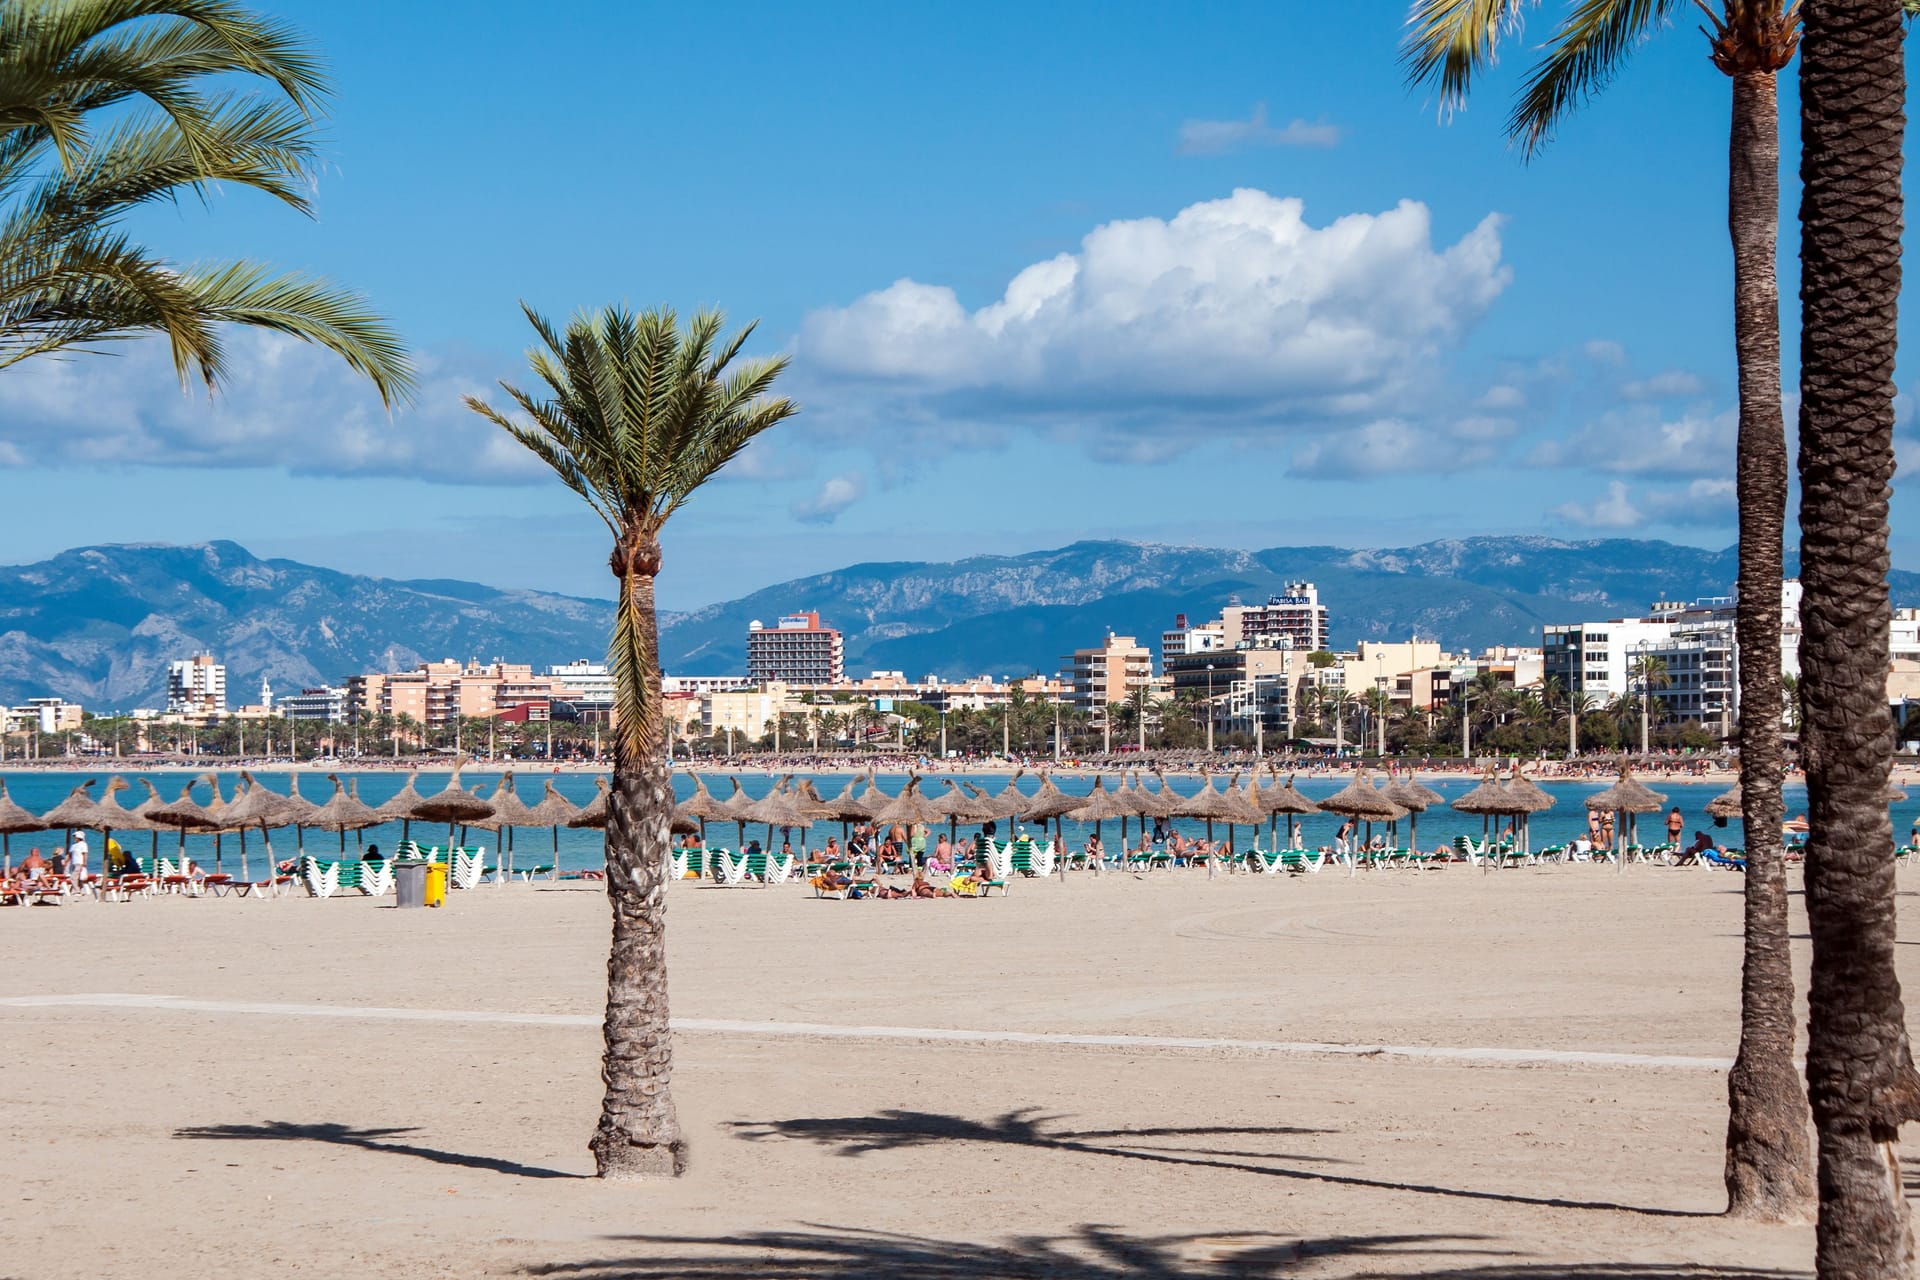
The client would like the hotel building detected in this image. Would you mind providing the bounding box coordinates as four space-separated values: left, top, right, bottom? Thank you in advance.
746 612 845 685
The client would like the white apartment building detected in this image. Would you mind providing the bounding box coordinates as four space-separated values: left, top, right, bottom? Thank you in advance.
280 686 348 723
166 654 226 715
1223 583 1331 654
1543 582 1803 727
549 659 618 707
1161 613 1226 671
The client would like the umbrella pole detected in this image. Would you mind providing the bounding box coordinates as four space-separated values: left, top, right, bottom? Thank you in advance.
239 827 248 880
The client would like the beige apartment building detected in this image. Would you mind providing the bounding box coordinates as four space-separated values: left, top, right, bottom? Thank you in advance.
1061 634 1155 712
347 660 582 729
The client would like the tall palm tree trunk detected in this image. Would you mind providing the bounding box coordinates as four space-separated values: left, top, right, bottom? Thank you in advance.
1722 57 1814 1223
1797 1 1919 1269
591 530 685 1179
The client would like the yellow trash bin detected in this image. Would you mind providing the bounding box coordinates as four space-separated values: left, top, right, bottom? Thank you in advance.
423 862 447 908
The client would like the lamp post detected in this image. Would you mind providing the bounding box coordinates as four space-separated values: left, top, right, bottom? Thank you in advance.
1206 662 1216 754
939 706 948 759
1056 699 1065 761
1253 679 1264 757
1003 678 1012 758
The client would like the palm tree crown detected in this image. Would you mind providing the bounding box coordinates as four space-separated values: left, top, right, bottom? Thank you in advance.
466 302 797 756
0 0 413 399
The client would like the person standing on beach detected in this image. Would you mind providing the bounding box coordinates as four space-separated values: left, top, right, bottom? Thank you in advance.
1665 807 1684 846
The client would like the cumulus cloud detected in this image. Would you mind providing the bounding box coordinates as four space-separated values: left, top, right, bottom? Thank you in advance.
0 331 546 484
1177 104 1341 155
1642 477 1737 525
790 472 865 523
1621 369 1709 400
1476 383 1525 410
799 189 1510 451
1529 405 1736 476
1551 480 1643 529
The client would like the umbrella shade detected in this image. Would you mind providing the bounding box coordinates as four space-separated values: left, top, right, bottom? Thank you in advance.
472 774 537 831
142 776 224 832
1450 769 1525 817
1317 769 1403 822
1120 773 1172 821
39 781 103 829
1585 769 1668 814
223 772 300 830
567 778 611 830
524 780 582 828
307 775 382 832
1706 788 1744 820
89 777 150 831
675 775 735 823
1065 776 1130 824
740 778 802 828
870 778 946 828
985 771 1032 821
410 760 495 826
935 779 998 824
1501 769 1556 814
1170 775 1247 822
1257 770 1323 817
280 773 321 827
713 777 761 825
373 771 427 825
0 780 47 835
1381 778 1434 814
793 780 841 823
1021 773 1085 824
670 812 700 837
816 775 876 823
1887 784 1910 804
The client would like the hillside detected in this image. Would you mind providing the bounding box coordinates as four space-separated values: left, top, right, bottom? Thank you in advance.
6 537 1911 708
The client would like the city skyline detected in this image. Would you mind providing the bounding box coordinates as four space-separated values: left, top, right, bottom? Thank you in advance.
6 3 1917 612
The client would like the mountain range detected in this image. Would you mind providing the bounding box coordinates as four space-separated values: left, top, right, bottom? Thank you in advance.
4 537 1914 710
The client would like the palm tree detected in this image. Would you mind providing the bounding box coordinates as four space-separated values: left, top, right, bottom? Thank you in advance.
1562 690 1597 759
1779 671 1804 734
1627 655 1671 753
1 0 411 398
1403 0 1810 1218
467 303 796 1179
1795 2 1920 1267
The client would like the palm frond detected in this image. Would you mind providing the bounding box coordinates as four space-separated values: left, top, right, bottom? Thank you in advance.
1400 0 1534 109
1508 0 1681 154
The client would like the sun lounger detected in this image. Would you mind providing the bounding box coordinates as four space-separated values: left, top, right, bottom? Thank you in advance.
717 849 754 886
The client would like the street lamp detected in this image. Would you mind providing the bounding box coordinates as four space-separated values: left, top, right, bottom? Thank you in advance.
1206 662 1216 754
1376 651 1387 759
939 705 948 759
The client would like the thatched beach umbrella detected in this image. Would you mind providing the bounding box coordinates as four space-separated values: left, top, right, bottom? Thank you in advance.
1066 775 1129 846
1449 767 1519 871
0 780 46 871
222 771 303 879
985 770 1031 830
1022 772 1085 848
1706 788 1744 820
411 759 495 847
1500 767 1556 857
474 773 537 879
566 778 610 830
743 777 811 850
871 776 945 836
675 774 733 843
40 780 103 835
307 774 383 853
1257 769 1320 850
374 770 427 841
146 773 229 871
935 778 998 846
1381 776 1439 850
1319 768 1404 873
1585 767 1668 872
525 779 582 855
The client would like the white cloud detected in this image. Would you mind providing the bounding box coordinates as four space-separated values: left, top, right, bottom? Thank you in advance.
0 331 547 484
1641 477 1737 526
799 189 1510 450
1552 480 1643 529
1583 339 1627 365
1621 369 1709 400
1476 384 1525 410
790 472 865 524
1529 405 1736 476
1177 104 1340 155
1288 416 1507 478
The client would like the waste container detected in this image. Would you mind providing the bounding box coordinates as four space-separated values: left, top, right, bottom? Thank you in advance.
423 862 448 908
393 860 428 909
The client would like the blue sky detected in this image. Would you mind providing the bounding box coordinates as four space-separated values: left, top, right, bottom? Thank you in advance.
4 2 1917 611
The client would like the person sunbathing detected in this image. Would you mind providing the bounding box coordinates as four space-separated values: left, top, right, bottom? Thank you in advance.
16 849 47 881
811 868 852 893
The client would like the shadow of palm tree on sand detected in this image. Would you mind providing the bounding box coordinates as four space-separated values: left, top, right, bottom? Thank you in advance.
524 1224 1806 1280
174 1120 580 1179
725 1108 1710 1217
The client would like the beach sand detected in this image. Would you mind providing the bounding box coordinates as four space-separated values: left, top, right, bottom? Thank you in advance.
2 863 1903 1278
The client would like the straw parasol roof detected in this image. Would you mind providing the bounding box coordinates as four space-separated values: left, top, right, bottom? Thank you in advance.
143 776 223 832
1257 770 1322 817
1168 775 1246 823
525 780 582 829
871 777 946 827
816 775 875 824
1316 769 1403 822
1887 784 1910 804
306 774 382 833
935 779 998 824
280 773 321 827
743 778 811 829
223 771 300 830
1122 772 1174 821
1585 767 1668 814
676 775 735 824
1066 776 1131 824
1501 768 1556 815
39 781 103 829
0 780 46 836
1450 768 1524 817
373 770 427 825
1021 773 1085 824
985 770 1033 821
410 758 495 826
1381 777 1435 813
89 777 147 832
793 780 841 824
567 778 611 830
1706 788 1743 820
473 774 537 831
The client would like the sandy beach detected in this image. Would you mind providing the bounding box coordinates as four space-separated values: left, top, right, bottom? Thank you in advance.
3 860 1906 1278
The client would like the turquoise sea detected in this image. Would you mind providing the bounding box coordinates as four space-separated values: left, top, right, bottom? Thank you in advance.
0 767 1875 876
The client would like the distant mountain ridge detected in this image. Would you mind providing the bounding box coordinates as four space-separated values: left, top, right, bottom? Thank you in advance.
0 541 612 710
5 537 1913 710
